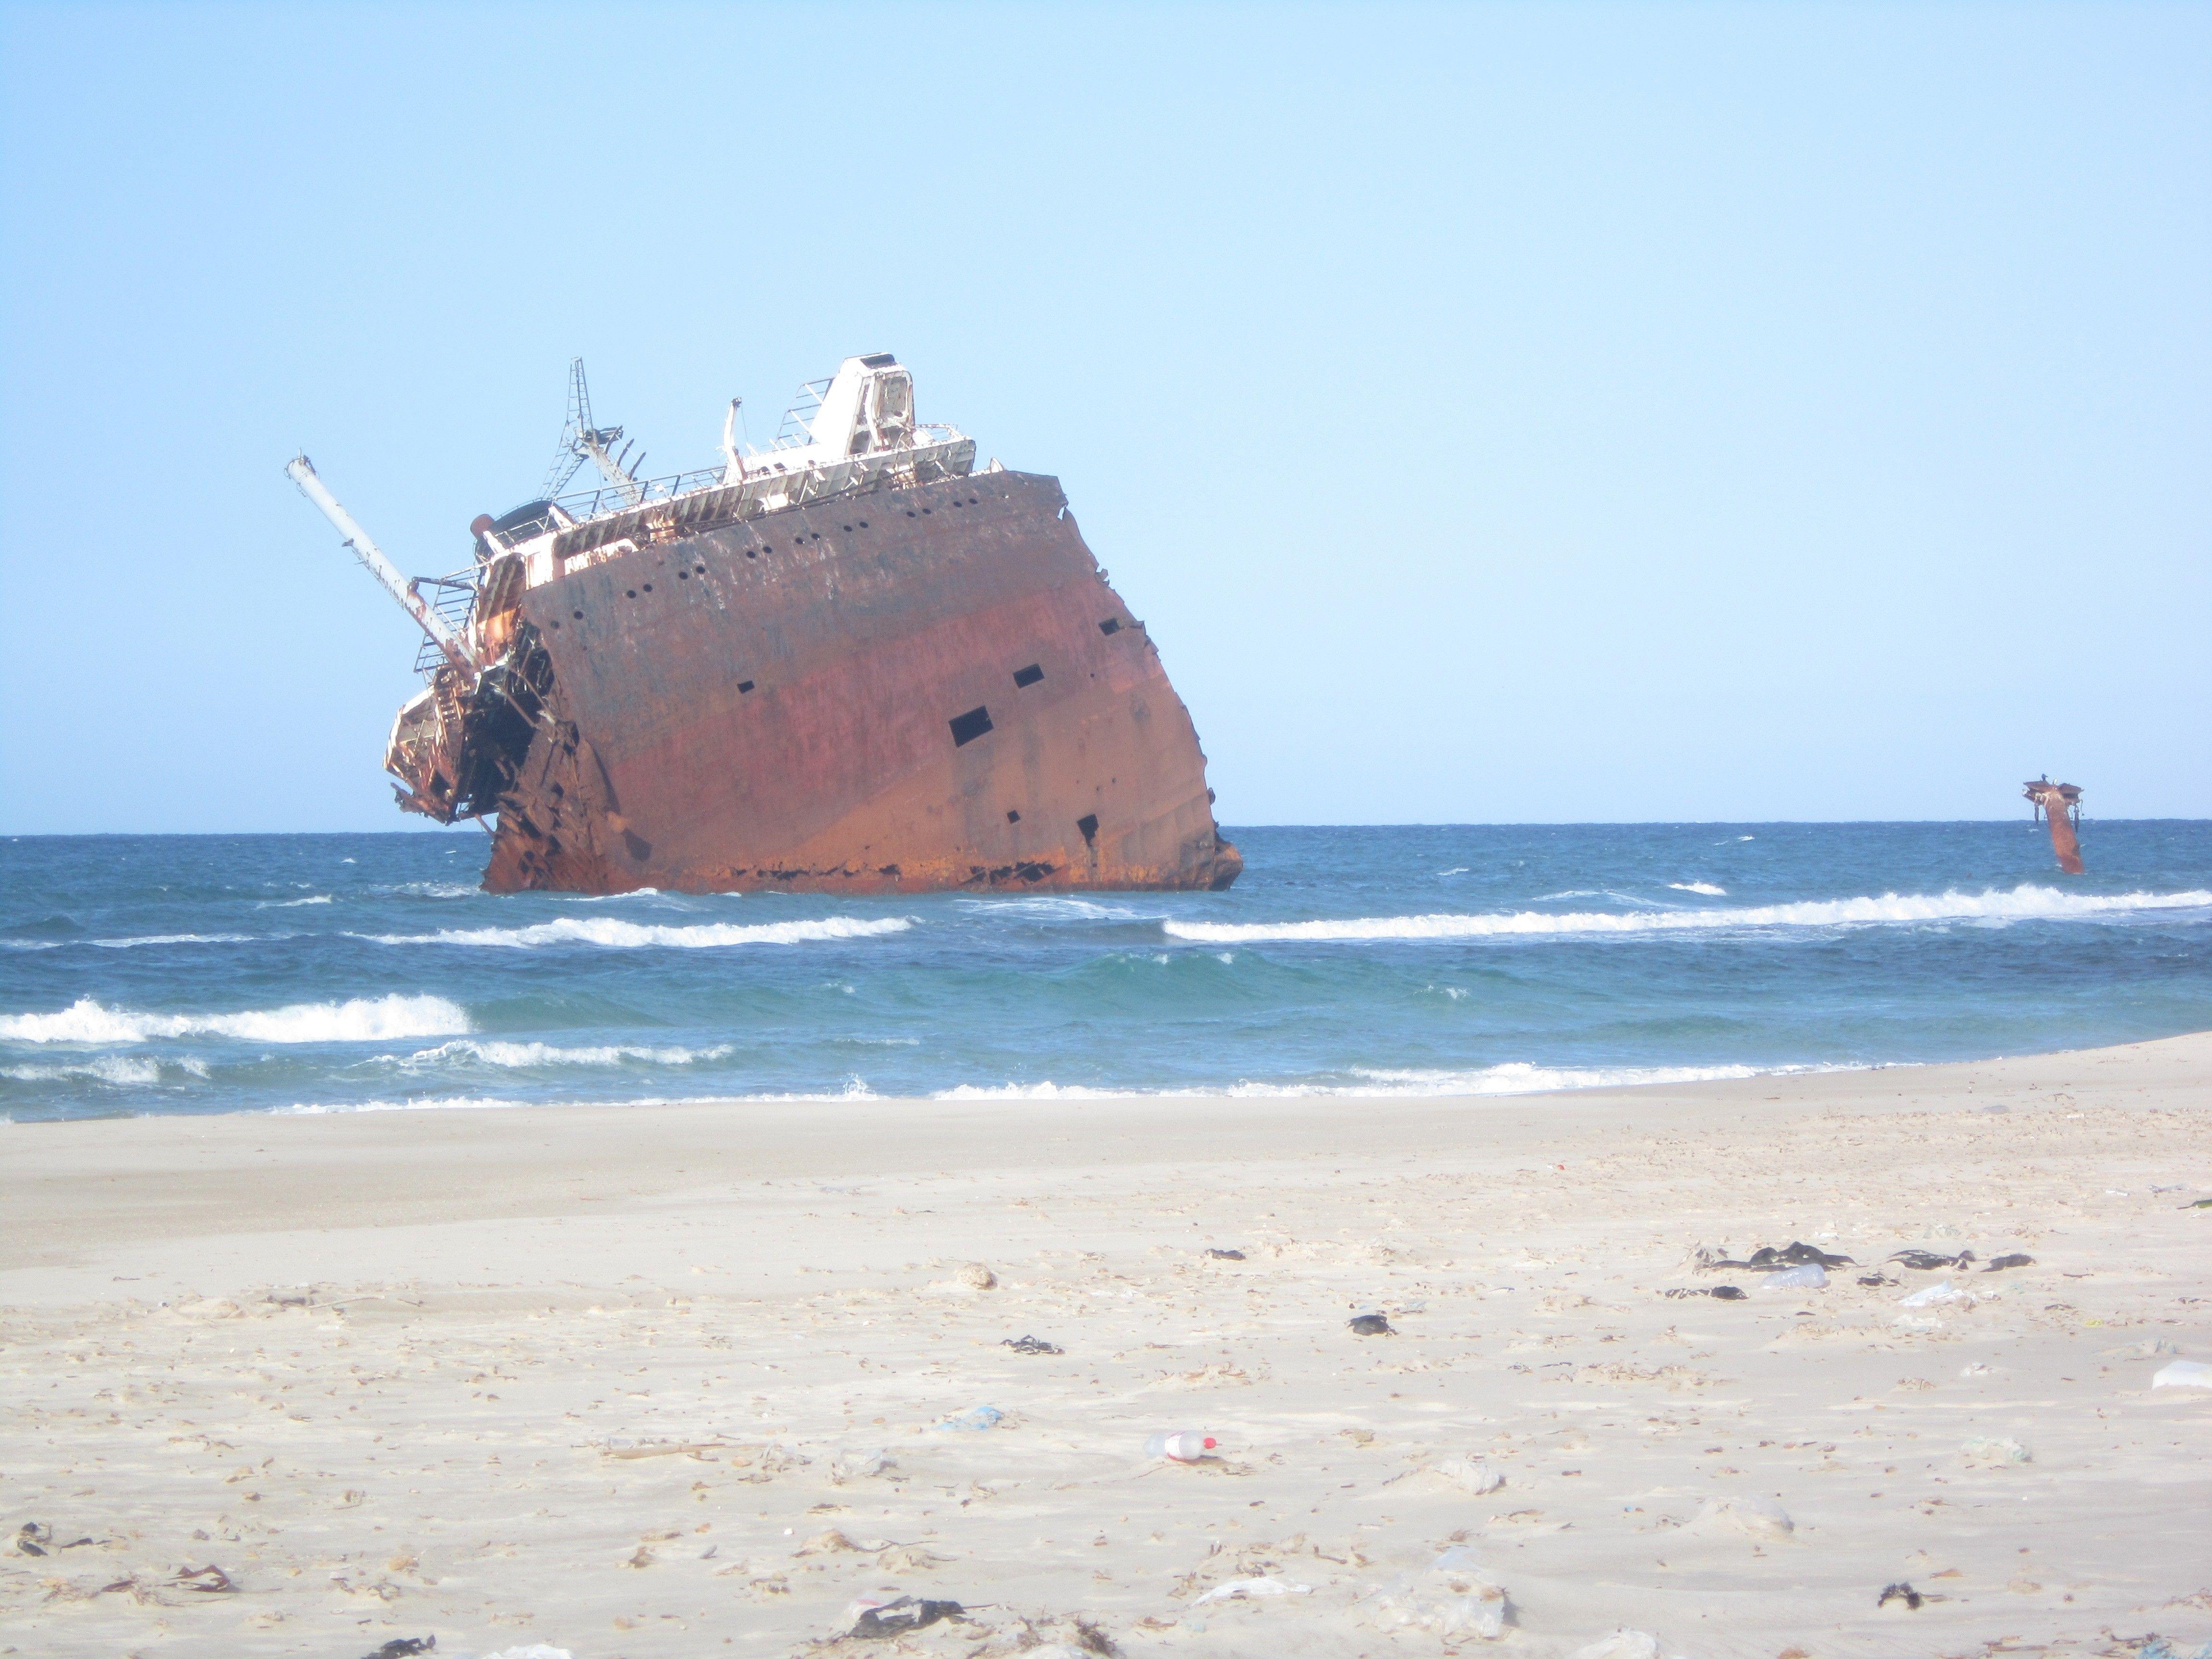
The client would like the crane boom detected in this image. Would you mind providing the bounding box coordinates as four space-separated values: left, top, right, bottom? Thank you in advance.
286 455 475 675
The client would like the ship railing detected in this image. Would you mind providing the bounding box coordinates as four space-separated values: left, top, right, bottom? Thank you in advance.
773 376 833 447
410 570 480 676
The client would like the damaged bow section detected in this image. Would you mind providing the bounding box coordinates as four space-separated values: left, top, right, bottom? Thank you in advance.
2023 776 2085 875
287 353 1240 896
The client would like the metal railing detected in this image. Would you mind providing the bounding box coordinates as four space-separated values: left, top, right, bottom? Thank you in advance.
411 571 480 675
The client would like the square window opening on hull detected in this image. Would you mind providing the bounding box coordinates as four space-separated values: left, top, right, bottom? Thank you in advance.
950 706 994 747
1013 663 1044 688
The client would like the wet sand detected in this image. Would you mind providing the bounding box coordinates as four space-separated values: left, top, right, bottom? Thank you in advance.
3 1034 2209 1659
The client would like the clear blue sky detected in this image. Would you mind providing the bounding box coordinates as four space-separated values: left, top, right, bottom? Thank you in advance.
2 1 2205 832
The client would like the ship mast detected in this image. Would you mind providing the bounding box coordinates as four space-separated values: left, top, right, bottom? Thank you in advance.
285 455 475 676
541 358 645 505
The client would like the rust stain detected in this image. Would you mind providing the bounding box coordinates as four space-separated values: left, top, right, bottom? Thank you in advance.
397 470 1238 895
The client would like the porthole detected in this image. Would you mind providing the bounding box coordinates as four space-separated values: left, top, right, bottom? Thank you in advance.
572 610 583 620
677 570 688 579
642 582 653 591
625 589 637 599
695 564 706 574
745 550 756 560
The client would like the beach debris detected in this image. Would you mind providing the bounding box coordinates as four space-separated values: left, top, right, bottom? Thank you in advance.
170 1564 239 1593
2134 1639 2212 1659
1567 1631 1663 1659
1002 1334 1064 1355
931 1405 1004 1431
829 1448 896 1482
955 1262 998 1290
2152 1360 2212 1390
1856 1273 1894 1286
2104 1337 2179 1358
600 1437 731 1460
1145 1431 1218 1461
1697 1241 1855 1272
1662 1285 1745 1300
1961 1436 2032 1466
1877 1581 1924 1611
1983 1252 2035 1272
1692 1495 1793 1539
797 1528 905 1555
1900 1280 1972 1309
1207 1248 1247 1260
1193 1575 1312 1604
1890 1248 1976 1271
846 1595 965 1639
1431 1456 1505 1494
2184 1197 2212 1210
1348 1313 1395 1335
1362 1545 1510 1641
14 1524 49 1557
1753 1263 1828 1292
360 1640 436 1659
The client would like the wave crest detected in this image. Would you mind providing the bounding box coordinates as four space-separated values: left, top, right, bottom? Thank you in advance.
1163 885 2212 944
385 1039 733 1070
0 994 471 1046
363 915 912 950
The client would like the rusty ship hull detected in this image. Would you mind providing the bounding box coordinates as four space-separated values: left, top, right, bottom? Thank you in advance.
447 470 1235 895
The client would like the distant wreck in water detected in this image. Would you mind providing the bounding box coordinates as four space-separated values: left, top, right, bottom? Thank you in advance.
2023 777 2084 874
287 354 1239 896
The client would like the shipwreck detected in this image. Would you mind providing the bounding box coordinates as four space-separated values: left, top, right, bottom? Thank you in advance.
289 355 1240 895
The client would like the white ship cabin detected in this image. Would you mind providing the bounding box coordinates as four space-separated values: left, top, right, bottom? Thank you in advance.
474 353 979 599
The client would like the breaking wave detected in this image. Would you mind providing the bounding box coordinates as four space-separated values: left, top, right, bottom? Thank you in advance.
258 895 334 908
382 1039 734 1070
89 933 257 950
1162 885 2212 944
929 1060 1834 1101
363 915 913 950
1669 882 1728 897
0 994 471 1046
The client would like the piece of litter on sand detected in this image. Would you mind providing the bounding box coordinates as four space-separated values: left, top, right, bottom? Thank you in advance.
1983 1252 2035 1271
830 1448 895 1481
360 1640 435 1659
1754 1263 1828 1291
1857 1274 1894 1287
2152 1360 2212 1390
1891 1248 1976 1271
1348 1313 1395 1335
1207 1247 1246 1260
955 1263 998 1290
1900 1280 1971 1309
1431 1456 1505 1494
2104 1338 2179 1359
1194 1575 1313 1604
1001 1334 1063 1355
847 1595 965 1638
1567 1630 1663 1659
1693 1495 1793 1539
1145 1430 1217 1461
1878 1581 1923 1610
1362 1545 1510 1641
931 1405 1004 1431
1662 1285 1745 1300
1961 1436 2032 1465
170 1564 238 1593
2136 1639 2212 1659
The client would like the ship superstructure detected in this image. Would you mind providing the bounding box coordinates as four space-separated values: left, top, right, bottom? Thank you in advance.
289 354 1241 895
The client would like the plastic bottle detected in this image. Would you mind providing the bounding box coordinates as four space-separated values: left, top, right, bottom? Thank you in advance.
1145 1431 1217 1461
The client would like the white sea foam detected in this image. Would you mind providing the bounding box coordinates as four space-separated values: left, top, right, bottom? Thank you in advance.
384 1039 733 1070
361 915 912 950
2 1056 164 1085
258 895 333 908
277 1078 882 1115
957 896 1151 921
929 1060 1832 1102
0 994 471 1046
1162 885 2212 944
1669 881 1728 896
89 933 258 949
380 881 481 899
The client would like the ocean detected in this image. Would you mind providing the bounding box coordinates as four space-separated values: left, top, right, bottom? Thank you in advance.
2 822 2207 1124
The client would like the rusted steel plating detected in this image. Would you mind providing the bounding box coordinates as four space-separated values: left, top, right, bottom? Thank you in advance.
2023 777 2084 874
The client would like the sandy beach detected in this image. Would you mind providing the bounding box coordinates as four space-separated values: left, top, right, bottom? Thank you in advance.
3 1035 2209 1659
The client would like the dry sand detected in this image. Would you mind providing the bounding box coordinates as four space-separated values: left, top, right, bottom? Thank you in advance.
3 1034 2210 1659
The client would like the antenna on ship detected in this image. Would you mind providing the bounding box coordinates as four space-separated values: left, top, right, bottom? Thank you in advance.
541 358 645 505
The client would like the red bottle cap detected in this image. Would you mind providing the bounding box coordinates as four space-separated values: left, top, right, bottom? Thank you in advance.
1203 1437 1217 1448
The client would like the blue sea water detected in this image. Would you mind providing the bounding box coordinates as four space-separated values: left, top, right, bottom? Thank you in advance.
2 823 2208 1123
